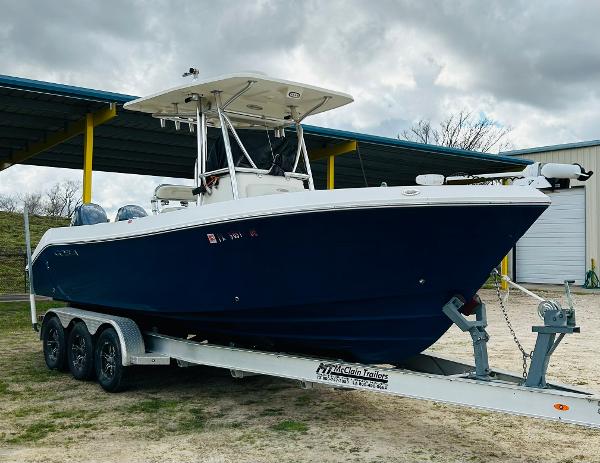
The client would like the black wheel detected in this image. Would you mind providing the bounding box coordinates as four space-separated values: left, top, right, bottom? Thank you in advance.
95 328 127 392
67 321 95 380
42 316 67 371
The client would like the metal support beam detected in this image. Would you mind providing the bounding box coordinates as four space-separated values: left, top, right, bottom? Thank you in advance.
1 103 117 171
309 140 357 161
327 155 335 189
83 113 94 203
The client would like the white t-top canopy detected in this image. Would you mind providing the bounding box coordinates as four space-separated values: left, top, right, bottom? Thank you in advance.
123 73 353 123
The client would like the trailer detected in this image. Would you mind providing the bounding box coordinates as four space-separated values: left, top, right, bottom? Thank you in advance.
34 289 600 429
23 211 600 429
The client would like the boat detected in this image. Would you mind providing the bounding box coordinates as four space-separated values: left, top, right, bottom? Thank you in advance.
31 73 555 364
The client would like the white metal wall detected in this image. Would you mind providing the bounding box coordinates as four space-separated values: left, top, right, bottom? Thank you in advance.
516 188 586 284
513 146 599 278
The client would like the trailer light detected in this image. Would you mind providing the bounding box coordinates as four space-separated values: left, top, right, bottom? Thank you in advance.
553 403 569 411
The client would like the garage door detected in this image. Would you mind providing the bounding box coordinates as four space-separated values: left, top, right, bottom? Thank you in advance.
516 187 586 285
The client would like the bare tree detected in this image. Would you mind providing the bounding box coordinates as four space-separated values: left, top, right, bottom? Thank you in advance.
0 193 18 213
61 180 82 217
44 183 64 217
400 110 512 153
43 180 82 218
19 192 44 216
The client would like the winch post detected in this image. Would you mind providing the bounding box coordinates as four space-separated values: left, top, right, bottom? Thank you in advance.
442 297 490 379
525 282 579 388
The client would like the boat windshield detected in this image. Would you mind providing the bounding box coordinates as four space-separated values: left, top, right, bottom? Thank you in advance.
207 129 302 177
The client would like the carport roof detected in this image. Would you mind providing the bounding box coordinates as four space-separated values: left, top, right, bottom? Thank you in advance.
0 74 531 188
503 139 600 156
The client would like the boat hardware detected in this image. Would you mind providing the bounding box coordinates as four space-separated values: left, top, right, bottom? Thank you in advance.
182 67 200 79
526 280 579 388
442 296 490 380
492 270 581 387
297 96 331 122
294 122 315 190
213 90 240 199
492 270 532 379
222 112 258 168
222 80 256 110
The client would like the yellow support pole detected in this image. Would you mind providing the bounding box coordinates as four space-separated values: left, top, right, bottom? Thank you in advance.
501 255 509 290
82 113 94 204
326 155 335 189
500 178 509 289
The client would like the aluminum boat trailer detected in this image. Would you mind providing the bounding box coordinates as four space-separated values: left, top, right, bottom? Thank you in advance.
37 289 600 429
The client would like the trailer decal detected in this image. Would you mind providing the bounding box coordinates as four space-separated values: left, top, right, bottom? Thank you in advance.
315 362 389 390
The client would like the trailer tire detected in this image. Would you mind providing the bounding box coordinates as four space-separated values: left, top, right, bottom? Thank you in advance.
67 321 95 380
95 327 127 392
42 315 67 371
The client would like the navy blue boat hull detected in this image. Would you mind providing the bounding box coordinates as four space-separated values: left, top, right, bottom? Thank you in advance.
32 204 546 364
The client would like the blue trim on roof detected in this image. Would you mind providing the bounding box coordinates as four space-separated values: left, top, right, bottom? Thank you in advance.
302 124 531 165
0 74 137 104
502 139 600 156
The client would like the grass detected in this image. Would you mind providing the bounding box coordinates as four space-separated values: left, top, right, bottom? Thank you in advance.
0 211 69 294
127 398 179 414
177 408 206 432
0 211 69 250
260 407 285 416
271 420 309 433
294 394 313 406
8 421 58 444
49 409 100 420
0 300 65 334
0 297 317 447
13 406 45 418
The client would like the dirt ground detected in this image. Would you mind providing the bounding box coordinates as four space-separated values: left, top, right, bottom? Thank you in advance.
1 288 600 463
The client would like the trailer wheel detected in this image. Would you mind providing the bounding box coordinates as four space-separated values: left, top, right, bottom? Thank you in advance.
67 321 95 380
42 316 67 371
95 327 127 392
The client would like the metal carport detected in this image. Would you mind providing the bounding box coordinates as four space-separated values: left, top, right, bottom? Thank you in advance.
0 74 531 199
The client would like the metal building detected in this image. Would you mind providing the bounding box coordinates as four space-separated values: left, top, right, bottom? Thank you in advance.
505 141 599 285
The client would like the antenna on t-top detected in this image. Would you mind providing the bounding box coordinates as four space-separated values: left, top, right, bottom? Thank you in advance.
182 68 200 80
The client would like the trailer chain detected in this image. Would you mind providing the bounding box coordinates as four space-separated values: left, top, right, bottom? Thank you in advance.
492 271 532 379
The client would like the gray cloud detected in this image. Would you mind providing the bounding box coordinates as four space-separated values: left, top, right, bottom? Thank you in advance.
1 0 599 211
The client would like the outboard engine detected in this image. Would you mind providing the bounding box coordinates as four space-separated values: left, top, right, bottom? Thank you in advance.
70 203 108 226
115 205 148 222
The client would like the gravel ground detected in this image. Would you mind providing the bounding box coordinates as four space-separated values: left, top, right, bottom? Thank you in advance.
1 288 599 463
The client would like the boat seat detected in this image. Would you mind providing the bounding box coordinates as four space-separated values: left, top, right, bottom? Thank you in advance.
154 184 197 202
115 205 148 222
160 206 187 213
70 203 109 226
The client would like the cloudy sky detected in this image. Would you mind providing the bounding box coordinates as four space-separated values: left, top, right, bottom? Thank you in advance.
1 0 598 215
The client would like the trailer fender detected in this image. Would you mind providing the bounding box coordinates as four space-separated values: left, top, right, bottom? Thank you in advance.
43 308 146 366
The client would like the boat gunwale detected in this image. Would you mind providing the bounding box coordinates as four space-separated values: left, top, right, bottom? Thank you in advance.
32 196 549 261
